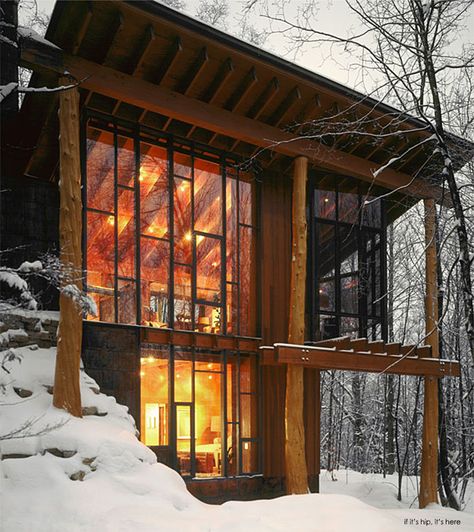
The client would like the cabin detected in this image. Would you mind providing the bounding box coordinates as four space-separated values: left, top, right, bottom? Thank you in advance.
0 0 467 505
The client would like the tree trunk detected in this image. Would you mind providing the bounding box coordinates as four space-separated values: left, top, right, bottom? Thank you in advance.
419 198 439 508
285 155 309 494
53 78 83 417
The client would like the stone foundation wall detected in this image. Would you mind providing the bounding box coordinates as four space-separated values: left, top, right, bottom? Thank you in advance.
0 309 59 349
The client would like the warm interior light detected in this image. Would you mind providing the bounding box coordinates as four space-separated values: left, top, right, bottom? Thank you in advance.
184 232 192 242
107 215 115 225
140 371 145 377
211 261 218 268
324 197 329 203
244 442 249 450
147 355 154 363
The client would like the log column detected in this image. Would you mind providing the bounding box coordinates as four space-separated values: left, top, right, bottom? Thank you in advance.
285 156 309 494
419 198 439 507
53 78 83 417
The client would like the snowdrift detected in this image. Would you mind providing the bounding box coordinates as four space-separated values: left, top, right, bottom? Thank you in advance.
1 337 473 531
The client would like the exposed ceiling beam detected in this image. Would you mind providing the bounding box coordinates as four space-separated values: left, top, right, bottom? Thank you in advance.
18 40 452 206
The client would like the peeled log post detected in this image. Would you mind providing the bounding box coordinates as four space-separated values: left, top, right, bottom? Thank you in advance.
285 156 309 494
419 198 439 507
53 78 83 417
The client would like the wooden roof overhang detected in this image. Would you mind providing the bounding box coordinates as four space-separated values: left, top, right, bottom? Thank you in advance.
13 0 473 210
260 337 460 377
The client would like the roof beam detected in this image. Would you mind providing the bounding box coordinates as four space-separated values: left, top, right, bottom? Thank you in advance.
130 24 156 76
268 86 302 128
19 42 451 204
178 46 209 95
61 48 442 203
152 36 182 85
71 1 93 55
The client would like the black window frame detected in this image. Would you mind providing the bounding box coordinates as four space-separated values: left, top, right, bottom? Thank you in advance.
81 110 260 338
307 173 388 342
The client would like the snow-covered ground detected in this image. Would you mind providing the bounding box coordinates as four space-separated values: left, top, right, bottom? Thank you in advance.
1 341 473 532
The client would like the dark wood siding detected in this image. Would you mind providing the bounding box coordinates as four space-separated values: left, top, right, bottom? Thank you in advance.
260 170 320 485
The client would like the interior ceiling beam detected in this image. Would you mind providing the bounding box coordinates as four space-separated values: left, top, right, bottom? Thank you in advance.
20 40 451 205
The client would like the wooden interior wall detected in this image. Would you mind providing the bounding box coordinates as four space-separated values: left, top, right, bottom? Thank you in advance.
260 170 320 482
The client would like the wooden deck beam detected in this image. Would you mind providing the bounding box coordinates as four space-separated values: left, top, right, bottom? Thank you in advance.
260 344 460 378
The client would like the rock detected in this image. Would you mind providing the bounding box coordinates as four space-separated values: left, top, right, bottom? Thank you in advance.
28 344 39 350
89 387 100 395
69 470 86 481
45 448 76 458
13 387 33 398
82 406 99 416
44 385 54 395
1 453 32 460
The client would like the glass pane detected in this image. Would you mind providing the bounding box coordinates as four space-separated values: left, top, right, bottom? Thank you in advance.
362 196 382 228
195 371 222 477
141 238 169 327
118 279 136 324
226 177 238 283
239 225 255 336
341 275 358 314
338 181 359 224
226 354 239 423
242 440 258 474
317 315 338 340
239 174 254 226
196 236 221 302
316 223 336 312
195 304 222 334
194 159 222 235
240 393 258 438
117 135 135 187
87 291 115 323
86 210 115 322
140 347 169 446
117 187 135 278
174 350 192 402
314 176 336 219
226 283 238 335
176 404 191 476
174 265 192 330
226 423 239 476
86 127 114 213
174 177 192 265
340 316 359 338
140 143 169 238
195 352 222 372
174 152 192 178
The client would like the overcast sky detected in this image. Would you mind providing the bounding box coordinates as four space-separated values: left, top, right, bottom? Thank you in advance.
30 0 474 89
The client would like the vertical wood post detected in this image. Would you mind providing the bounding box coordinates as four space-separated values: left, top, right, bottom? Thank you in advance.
53 79 83 417
419 198 439 507
285 156 309 494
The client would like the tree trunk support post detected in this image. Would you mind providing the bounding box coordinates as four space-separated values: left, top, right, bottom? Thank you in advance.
53 78 83 417
285 155 309 494
419 198 439 507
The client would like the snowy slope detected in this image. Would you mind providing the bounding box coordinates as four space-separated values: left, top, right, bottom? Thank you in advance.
1 342 473 532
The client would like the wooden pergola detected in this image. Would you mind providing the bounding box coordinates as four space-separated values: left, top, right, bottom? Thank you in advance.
261 337 460 377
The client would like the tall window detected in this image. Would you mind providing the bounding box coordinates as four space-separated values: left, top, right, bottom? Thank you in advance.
84 116 257 336
140 345 260 478
308 174 386 341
